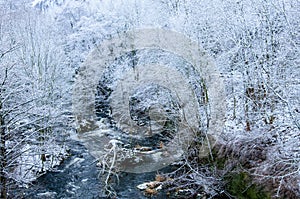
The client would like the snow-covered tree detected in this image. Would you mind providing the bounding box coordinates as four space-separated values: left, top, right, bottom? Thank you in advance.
0 1 71 197
1 0 296 197
53 0 299 197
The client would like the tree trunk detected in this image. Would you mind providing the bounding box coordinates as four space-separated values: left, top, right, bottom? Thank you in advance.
0 101 7 199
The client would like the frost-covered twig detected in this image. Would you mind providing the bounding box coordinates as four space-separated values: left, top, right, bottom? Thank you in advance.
264 79 300 130
99 139 123 196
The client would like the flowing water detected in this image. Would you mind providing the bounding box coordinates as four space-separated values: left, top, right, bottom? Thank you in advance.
20 140 170 199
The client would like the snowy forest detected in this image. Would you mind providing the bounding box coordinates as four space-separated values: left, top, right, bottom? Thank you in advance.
0 0 299 198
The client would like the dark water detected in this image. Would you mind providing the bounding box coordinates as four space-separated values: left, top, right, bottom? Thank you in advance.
20 140 170 199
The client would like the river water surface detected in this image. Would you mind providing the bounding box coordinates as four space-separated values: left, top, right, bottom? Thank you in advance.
21 140 170 198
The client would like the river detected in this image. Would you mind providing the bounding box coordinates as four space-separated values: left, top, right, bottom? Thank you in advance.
20 140 170 199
